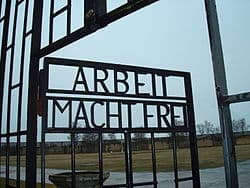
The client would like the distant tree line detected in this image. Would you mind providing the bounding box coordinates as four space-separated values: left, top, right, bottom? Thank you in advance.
232 118 249 133
196 118 249 135
68 132 151 143
67 118 249 143
66 118 250 143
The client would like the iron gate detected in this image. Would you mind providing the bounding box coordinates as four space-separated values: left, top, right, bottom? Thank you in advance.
39 57 200 187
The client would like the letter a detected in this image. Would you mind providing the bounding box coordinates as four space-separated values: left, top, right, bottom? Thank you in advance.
73 67 89 92
74 101 90 128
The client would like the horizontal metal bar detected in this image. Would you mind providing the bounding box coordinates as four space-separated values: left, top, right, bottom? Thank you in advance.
104 181 156 187
43 127 192 134
99 0 159 26
55 90 177 103
6 44 14 50
133 181 155 186
46 93 187 104
0 16 5 22
0 131 28 137
46 90 186 102
223 92 250 104
25 29 33 37
11 83 22 90
178 177 193 182
40 27 96 57
17 0 25 5
53 5 68 17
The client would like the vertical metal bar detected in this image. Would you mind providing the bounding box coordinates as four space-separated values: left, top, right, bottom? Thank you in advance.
172 133 178 188
49 0 54 44
41 68 47 188
143 103 149 128
124 132 130 187
41 131 46 188
84 0 95 27
0 1 11 185
127 103 132 129
184 74 200 187
151 133 157 188
26 0 43 187
52 100 56 128
99 132 104 188
162 75 167 97
17 136 21 188
43 63 49 131
6 1 20 186
0 0 2 17
95 0 107 17
128 132 133 187
67 0 71 35
118 102 122 129
204 1 238 187
6 136 10 188
71 133 76 188
124 131 133 188
16 1 30 187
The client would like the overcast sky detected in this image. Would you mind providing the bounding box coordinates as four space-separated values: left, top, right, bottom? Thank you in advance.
47 0 250 129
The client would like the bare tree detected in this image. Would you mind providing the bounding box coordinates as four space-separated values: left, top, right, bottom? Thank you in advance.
133 132 146 140
196 123 205 135
196 120 219 135
232 118 248 133
81 133 99 142
67 133 81 142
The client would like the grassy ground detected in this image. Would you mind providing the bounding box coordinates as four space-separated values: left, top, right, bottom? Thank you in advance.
2 144 250 172
1 145 249 187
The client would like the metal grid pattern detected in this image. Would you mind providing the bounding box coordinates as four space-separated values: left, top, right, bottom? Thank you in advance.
40 57 200 188
40 0 158 57
0 0 32 187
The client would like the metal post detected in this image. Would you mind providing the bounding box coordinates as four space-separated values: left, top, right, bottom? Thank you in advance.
124 132 133 187
99 133 104 188
185 74 201 188
71 133 76 188
151 133 157 188
204 0 238 187
26 0 43 187
0 0 11 135
172 133 179 188
40 69 46 188
0 1 11 186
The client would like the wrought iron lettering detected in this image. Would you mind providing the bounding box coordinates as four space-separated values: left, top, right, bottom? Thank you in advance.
43 57 190 132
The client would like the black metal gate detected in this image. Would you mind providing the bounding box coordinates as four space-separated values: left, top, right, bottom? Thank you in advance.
0 0 211 187
39 57 200 187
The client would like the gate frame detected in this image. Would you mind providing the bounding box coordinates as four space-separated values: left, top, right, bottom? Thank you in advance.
40 57 200 188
